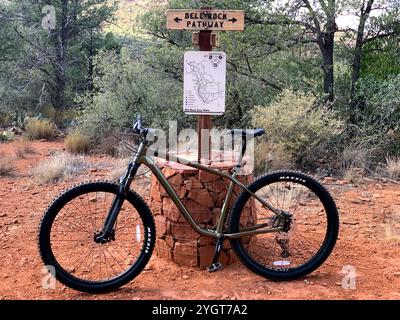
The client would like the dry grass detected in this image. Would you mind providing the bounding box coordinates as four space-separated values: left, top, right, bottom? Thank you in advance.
14 142 35 158
65 131 91 154
343 166 364 184
383 224 400 242
32 153 90 184
341 143 370 172
0 150 15 176
106 158 151 182
340 139 376 179
385 157 400 181
107 158 130 181
25 118 56 140
382 209 400 242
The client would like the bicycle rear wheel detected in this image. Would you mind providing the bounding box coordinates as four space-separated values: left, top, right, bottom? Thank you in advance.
229 170 339 280
38 181 155 293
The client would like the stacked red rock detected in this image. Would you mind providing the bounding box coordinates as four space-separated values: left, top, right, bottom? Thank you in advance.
150 158 256 269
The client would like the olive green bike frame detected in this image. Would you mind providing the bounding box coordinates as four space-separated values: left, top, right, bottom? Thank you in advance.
130 142 283 240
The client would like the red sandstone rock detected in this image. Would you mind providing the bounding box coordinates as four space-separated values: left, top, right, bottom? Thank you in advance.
205 180 227 193
164 235 174 248
188 188 213 208
156 238 172 260
167 173 183 186
215 193 226 207
183 199 212 224
184 177 204 191
211 208 222 226
174 241 198 267
163 197 182 222
199 170 220 183
155 215 167 236
150 183 162 202
150 200 162 216
198 246 229 269
198 236 216 246
170 222 198 241
162 167 178 179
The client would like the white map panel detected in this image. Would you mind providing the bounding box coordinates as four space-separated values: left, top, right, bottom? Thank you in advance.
183 51 226 115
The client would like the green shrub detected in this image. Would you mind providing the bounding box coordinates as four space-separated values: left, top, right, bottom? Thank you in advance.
25 118 56 140
254 141 295 173
0 113 12 127
251 90 343 170
65 131 91 154
354 74 400 156
0 132 8 142
0 131 13 142
75 50 190 142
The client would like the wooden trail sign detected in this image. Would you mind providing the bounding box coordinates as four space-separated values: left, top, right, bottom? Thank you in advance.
166 9 245 31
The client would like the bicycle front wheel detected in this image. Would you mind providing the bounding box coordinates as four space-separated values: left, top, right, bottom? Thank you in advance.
38 181 155 293
229 170 339 281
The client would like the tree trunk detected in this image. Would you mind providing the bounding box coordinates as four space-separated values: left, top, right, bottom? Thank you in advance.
349 0 374 124
318 31 335 103
350 0 374 100
317 1 336 103
54 0 69 124
350 48 362 98
87 30 94 92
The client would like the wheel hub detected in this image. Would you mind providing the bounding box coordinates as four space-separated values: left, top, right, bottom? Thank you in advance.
281 212 293 232
271 211 293 232
94 229 115 244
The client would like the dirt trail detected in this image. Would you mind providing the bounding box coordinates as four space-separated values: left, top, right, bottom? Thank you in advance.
0 140 399 300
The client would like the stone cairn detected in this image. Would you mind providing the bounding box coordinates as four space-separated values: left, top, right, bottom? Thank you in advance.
149 155 256 269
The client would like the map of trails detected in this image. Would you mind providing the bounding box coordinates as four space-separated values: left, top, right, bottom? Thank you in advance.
183 51 226 115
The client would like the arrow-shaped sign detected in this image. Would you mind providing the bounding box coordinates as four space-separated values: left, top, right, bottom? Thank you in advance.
166 10 245 31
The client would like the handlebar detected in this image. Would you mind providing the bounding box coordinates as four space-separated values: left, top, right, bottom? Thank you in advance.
132 116 157 140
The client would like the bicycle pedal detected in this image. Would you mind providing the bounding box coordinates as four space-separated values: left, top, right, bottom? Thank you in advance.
207 262 223 273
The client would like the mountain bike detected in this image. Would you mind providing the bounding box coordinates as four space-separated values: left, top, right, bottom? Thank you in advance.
38 117 339 293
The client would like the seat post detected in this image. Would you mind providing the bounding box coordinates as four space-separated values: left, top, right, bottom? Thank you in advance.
234 139 247 171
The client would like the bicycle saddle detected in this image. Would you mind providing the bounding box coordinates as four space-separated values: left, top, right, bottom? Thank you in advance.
229 128 266 139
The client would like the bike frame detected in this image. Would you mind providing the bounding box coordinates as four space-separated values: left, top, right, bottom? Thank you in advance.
111 140 284 241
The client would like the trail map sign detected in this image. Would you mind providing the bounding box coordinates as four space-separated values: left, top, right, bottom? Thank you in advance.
166 9 245 31
184 51 226 115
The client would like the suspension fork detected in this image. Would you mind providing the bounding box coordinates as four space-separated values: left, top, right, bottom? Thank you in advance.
94 144 145 243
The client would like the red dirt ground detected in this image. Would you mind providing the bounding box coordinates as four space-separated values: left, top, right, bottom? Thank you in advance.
0 139 399 300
